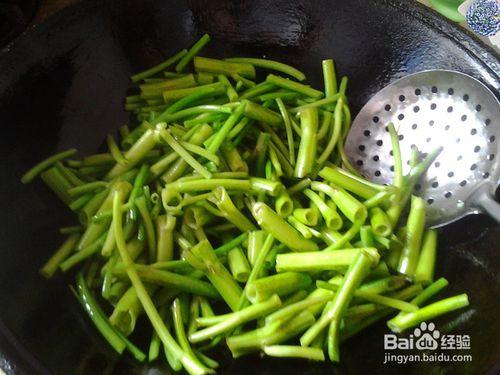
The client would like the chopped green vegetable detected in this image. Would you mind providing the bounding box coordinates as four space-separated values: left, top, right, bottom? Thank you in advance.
25 35 468 372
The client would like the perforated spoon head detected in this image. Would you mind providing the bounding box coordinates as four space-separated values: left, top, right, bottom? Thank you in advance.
345 70 500 227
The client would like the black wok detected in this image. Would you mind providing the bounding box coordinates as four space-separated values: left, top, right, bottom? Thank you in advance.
0 0 498 374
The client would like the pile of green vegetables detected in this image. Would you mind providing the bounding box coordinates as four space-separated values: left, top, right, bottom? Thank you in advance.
22 34 469 374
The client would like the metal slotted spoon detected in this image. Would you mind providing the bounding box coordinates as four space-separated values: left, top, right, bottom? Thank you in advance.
345 70 500 227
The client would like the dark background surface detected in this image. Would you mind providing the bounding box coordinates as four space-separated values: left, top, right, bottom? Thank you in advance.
0 0 39 47
0 0 499 374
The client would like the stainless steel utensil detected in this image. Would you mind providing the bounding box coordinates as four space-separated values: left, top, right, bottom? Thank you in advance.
345 70 500 227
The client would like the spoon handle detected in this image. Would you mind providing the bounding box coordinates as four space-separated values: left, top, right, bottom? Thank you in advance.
472 185 500 223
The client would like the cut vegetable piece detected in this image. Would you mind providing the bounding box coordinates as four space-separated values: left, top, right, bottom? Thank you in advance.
226 57 306 81
194 56 255 79
252 202 318 252
176 34 211 73
131 49 187 82
266 74 323 98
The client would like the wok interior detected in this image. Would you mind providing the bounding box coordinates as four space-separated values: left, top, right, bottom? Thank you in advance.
0 0 498 373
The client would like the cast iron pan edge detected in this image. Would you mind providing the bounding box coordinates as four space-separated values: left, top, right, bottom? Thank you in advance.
0 0 498 374
388 0 499 78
